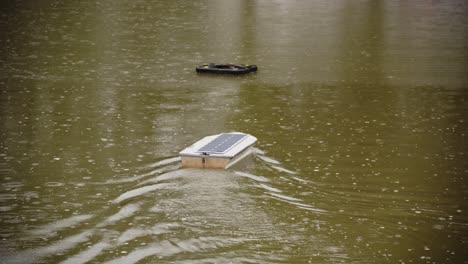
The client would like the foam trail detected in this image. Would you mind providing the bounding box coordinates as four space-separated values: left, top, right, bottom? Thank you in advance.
233 171 269 182
269 193 302 202
117 229 147 244
4 230 93 264
138 170 184 186
104 241 181 264
106 165 177 184
291 176 308 183
268 194 328 213
59 242 111 264
117 223 179 244
112 183 175 204
147 157 181 168
257 155 280 165
253 148 264 155
288 201 328 213
271 165 297 175
97 204 140 227
104 237 247 264
257 183 282 193
29 214 93 237
105 174 149 184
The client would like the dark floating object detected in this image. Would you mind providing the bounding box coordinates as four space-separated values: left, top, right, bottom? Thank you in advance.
196 63 258 75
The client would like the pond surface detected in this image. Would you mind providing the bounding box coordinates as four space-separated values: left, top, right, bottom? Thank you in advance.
1 0 468 263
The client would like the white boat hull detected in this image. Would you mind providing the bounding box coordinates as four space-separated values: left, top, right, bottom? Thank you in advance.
179 132 257 169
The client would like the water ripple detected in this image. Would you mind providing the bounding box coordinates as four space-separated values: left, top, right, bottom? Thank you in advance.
112 183 176 204
233 171 269 182
97 204 140 227
59 242 111 264
103 237 251 264
29 214 94 237
3 230 93 264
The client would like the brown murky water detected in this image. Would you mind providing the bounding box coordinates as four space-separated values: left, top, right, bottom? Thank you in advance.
1 1 467 263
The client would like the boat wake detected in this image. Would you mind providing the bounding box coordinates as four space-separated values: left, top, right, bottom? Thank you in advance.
3 152 336 264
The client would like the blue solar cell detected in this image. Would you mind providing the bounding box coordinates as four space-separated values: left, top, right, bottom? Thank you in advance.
197 133 247 153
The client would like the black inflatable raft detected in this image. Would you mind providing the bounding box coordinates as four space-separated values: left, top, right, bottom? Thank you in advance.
196 63 258 75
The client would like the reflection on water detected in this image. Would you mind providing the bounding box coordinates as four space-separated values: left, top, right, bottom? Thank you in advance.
1 0 468 263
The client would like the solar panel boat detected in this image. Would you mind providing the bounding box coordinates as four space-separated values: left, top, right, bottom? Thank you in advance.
179 132 257 169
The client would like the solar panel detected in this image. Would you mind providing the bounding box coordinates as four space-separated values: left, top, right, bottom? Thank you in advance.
197 133 247 154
